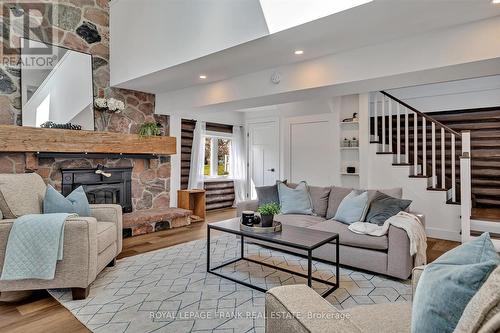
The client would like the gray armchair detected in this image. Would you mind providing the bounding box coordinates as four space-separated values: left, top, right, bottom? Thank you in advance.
0 173 122 300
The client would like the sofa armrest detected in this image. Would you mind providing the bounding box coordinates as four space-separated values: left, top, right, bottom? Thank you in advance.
412 265 425 297
90 204 123 254
236 200 258 217
0 216 98 291
387 225 414 279
266 285 362 333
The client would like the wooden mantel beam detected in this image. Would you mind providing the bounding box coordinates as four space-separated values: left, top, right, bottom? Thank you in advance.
0 125 176 155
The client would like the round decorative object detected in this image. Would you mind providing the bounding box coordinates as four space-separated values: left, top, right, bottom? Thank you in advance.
271 72 281 84
240 220 282 233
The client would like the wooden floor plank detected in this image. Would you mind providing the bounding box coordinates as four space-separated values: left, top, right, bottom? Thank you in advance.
0 208 460 332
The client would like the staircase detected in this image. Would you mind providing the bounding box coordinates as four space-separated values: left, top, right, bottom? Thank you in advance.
370 91 500 250
427 108 500 209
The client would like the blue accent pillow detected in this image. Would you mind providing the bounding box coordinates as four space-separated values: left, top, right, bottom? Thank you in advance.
277 181 313 215
412 233 500 333
365 192 412 225
43 185 91 217
333 190 369 224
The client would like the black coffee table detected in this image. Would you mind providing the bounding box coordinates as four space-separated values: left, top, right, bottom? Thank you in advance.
207 218 339 297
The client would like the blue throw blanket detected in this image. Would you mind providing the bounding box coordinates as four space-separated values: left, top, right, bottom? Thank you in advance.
1 213 75 280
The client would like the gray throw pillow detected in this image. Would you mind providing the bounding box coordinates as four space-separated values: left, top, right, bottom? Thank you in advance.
43 185 91 217
255 180 286 207
326 186 352 219
277 181 313 215
365 192 412 225
308 186 331 217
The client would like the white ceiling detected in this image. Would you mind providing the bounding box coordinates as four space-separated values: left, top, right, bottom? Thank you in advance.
115 0 500 94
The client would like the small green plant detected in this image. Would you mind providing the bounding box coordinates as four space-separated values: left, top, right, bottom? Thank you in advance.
138 122 162 137
257 202 281 216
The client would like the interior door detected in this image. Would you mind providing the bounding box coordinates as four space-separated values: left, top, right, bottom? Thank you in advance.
248 121 279 199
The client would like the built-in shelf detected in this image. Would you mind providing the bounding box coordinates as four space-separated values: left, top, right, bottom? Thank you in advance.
341 173 360 176
340 121 359 125
340 147 359 150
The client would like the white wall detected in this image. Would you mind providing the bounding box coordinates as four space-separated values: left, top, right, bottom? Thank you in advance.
157 15 500 113
387 75 500 112
110 0 268 86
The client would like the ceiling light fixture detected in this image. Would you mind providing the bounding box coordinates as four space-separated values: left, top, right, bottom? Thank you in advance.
199 75 207 79
493 0 500 4
294 50 304 55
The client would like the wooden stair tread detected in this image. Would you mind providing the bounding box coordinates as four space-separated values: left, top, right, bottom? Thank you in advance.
426 187 450 191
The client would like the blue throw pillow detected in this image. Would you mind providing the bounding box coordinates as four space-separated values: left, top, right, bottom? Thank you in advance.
333 190 369 224
412 233 500 333
277 181 313 215
43 185 91 217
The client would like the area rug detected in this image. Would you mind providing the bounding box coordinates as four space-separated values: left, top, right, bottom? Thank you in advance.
49 235 412 333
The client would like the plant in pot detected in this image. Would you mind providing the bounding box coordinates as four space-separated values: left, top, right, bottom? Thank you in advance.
257 202 281 227
138 122 162 137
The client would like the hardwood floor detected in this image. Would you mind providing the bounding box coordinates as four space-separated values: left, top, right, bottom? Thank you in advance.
0 208 459 333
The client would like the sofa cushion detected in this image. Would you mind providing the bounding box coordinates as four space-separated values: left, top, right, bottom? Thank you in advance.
454 266 500 333
0 173 47 218
97 222 117 254
308 186 331 217
334 190 370 224
274 214 326 228
326 186 352 219
307 220 388 250
342 302 412 333
365 192 412 225
277 181 313 215
412 233 500 333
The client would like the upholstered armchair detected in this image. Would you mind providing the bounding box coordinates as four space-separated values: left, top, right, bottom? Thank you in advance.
0 173 122 300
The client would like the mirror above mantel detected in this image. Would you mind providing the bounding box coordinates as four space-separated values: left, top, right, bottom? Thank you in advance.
20 38 94 130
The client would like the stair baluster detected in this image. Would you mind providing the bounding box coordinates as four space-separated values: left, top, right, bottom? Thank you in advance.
388 99 393 153
451 133 456 202
405 107 409 163
414 112 418 175
432 122 436 188
441 127 446 189
422 117 427 176
382 96 386 152
396 104 401 163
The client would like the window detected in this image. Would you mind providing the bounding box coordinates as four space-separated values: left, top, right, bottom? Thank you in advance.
204 134 232 178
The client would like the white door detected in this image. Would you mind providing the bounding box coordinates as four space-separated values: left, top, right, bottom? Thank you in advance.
248 121 279 199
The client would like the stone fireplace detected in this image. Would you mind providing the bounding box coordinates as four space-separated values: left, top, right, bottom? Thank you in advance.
62 166 133 213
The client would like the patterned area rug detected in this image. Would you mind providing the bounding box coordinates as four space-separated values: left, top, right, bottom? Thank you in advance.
49 235 412 333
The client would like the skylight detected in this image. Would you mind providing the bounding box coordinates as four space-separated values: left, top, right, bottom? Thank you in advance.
259 0 373 34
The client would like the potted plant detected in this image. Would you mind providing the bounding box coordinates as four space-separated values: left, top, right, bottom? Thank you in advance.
138 122 162 137
257 202 281 227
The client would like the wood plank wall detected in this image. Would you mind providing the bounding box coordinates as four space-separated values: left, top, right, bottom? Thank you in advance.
180 119 235 210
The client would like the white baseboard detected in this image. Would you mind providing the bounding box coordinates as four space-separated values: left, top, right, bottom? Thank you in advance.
426 227 461 242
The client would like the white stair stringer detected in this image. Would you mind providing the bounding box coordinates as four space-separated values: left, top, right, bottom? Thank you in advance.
367 143 461 241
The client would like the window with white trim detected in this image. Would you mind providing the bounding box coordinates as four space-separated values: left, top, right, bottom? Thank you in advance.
204 132 232 179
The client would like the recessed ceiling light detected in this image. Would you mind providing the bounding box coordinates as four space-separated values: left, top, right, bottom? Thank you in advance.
199 75 207 79
294 50 304 55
